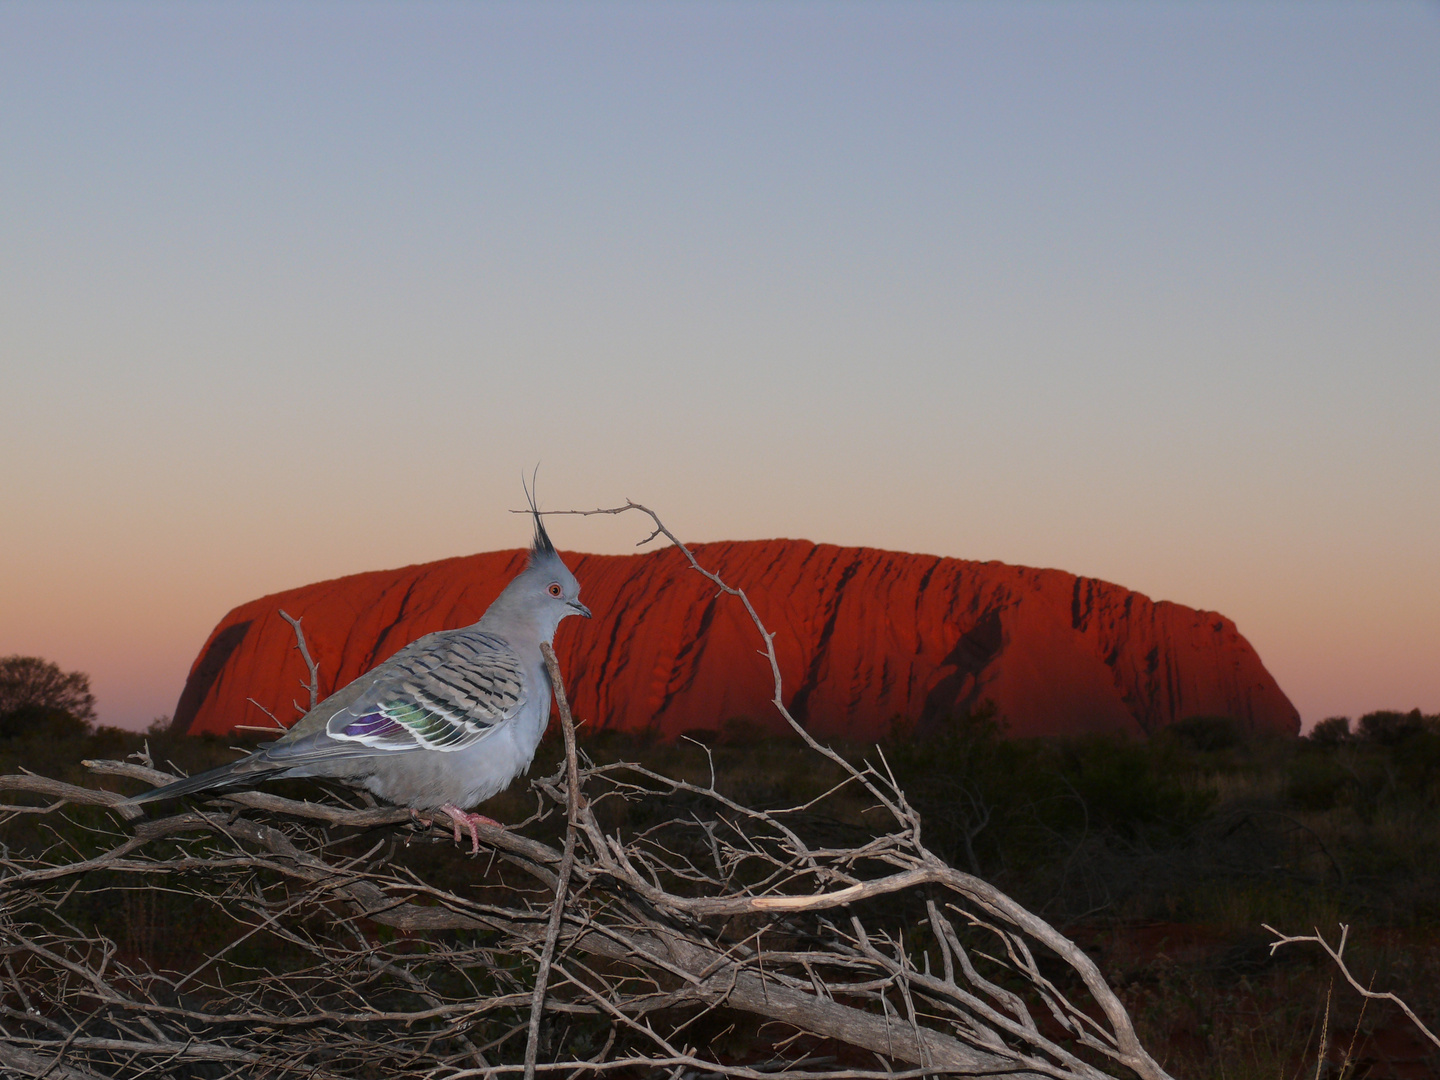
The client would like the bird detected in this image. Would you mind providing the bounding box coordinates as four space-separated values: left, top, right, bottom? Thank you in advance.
126 495 591 853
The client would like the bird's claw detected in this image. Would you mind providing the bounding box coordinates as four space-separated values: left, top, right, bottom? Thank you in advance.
439 803 501 855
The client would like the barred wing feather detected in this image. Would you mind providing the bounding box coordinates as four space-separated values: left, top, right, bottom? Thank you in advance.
327 630 527 753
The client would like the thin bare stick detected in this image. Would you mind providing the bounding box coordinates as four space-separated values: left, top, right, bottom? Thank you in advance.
1264 923 1440 1050
278 608 320 712
525 642 584 1080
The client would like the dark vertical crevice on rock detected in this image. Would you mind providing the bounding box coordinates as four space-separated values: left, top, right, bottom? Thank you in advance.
1133 644 1163 735
761 540 795 581
917 557 941 595
171 620 252 734
591 565 646 694
787 555 864 726
367 580 420 669
654 594 720 719
1071 577 1086 632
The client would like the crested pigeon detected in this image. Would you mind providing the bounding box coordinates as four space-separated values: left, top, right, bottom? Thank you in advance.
126 500 591 852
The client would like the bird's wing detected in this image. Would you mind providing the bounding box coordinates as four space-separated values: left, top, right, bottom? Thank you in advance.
320 630 529 753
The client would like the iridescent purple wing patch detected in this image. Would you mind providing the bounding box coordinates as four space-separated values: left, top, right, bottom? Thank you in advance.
342 713 403 740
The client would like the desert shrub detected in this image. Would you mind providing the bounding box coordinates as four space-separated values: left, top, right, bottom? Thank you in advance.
0 703 90 742
1393 727 1440 804
1165 715 1245 753
1058 733 1217 840
1356 708 1427 746
883 702 1019 873
1307 715 1352 744
883 707 1223 910
1285 752 1353 811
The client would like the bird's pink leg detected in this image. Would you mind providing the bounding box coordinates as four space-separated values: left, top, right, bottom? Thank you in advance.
440 803 501 855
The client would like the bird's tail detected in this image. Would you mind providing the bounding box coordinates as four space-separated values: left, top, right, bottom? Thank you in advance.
122 759 278 806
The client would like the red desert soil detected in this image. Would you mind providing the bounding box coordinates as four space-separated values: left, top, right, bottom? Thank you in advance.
172 540 1299 742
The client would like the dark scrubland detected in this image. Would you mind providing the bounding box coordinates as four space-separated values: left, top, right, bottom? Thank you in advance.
4 705 1440 1079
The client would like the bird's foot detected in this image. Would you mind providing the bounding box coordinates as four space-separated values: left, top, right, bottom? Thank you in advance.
439 803 501 855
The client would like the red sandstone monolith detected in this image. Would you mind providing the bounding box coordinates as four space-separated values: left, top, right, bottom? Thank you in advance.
173 540 1300 742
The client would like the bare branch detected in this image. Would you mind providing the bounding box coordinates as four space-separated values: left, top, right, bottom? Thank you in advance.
278 608 321 713
524 642 583 1080
1264 923 1440 1050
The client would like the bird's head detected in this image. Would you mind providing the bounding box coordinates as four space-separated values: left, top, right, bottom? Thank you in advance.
499 482 591 643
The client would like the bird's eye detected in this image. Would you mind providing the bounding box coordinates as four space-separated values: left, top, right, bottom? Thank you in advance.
548 583 563 598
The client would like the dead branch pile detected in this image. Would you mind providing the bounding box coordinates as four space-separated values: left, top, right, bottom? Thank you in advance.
0 505 1175 1080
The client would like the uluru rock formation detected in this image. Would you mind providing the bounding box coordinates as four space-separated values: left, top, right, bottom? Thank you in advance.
172 540 1300 743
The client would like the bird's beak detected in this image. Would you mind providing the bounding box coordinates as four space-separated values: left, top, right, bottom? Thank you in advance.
569 600 592 619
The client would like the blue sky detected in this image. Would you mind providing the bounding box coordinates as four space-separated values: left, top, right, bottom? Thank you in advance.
2 1 1437 729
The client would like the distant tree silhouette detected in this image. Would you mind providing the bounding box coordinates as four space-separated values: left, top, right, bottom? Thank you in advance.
1357 708 1427 745
0 655 96 731
1307 715 1352 745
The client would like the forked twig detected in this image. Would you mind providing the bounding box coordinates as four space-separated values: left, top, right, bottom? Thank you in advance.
1265 923 1440 1050
278 608 321 712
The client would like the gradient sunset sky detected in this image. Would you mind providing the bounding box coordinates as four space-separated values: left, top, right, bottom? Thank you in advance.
3 2 1437 732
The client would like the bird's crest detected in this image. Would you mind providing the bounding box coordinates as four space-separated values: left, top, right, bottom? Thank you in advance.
522 469 557 564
